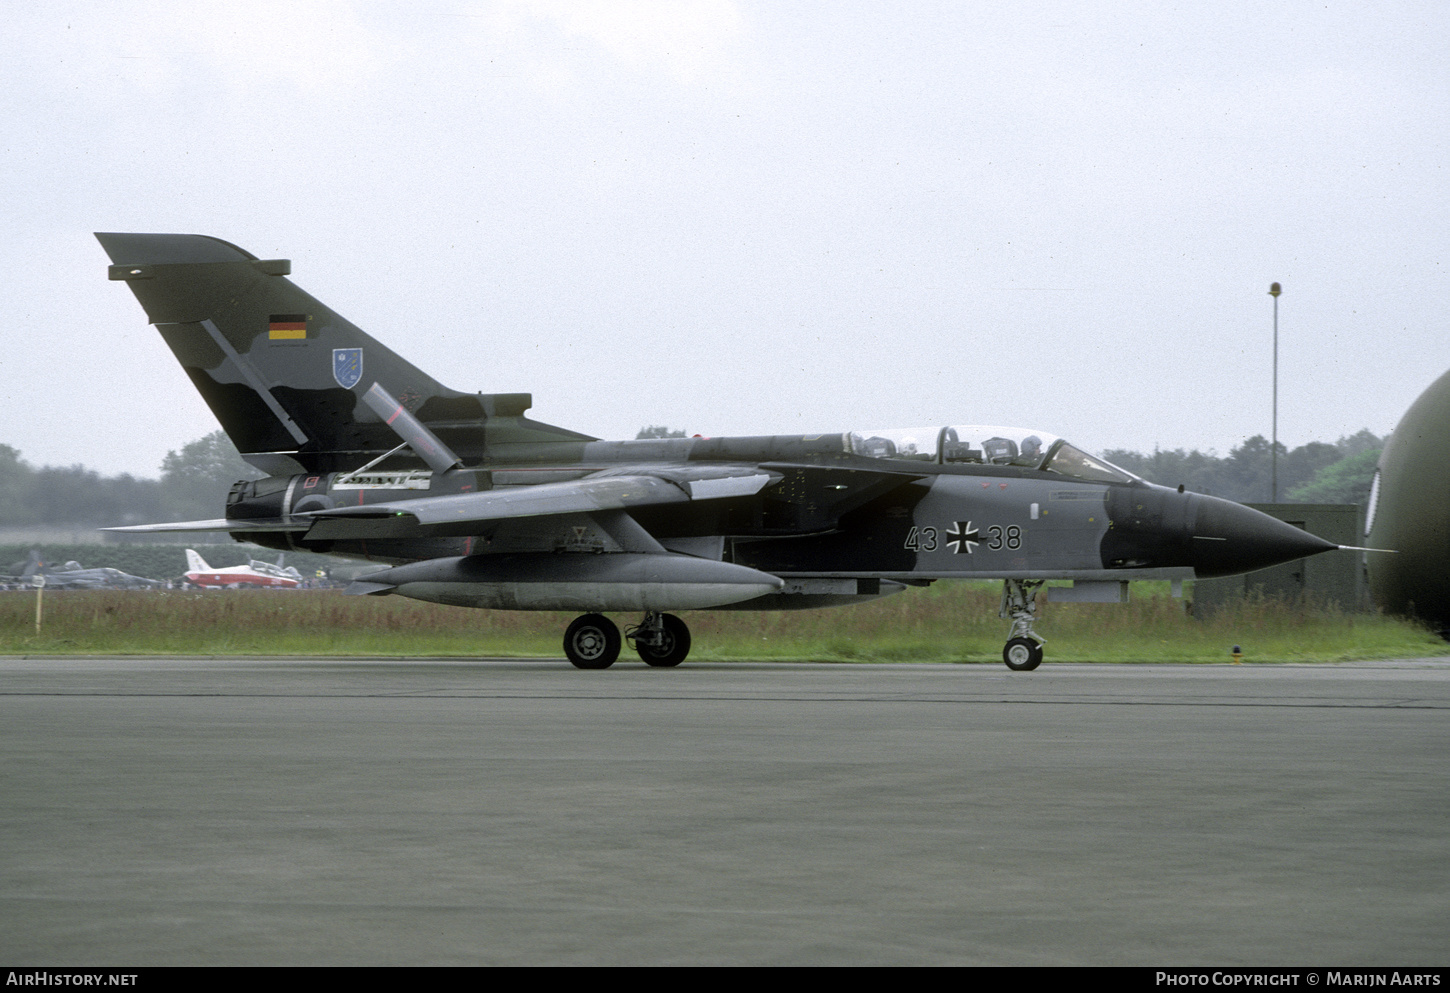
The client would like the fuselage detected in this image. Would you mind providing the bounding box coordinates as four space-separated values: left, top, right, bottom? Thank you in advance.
226 425 1331 608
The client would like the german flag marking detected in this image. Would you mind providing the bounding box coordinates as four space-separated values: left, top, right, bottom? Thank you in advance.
269 313 308 340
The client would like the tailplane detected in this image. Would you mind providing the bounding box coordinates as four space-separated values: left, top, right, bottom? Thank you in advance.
97 233 592 474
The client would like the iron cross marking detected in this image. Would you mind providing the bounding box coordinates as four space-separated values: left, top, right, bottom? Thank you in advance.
945 520 980 554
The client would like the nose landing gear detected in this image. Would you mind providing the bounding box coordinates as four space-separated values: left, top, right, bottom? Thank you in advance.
1000 579 1045 671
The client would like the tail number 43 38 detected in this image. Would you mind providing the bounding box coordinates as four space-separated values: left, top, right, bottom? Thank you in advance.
904 523 1021 554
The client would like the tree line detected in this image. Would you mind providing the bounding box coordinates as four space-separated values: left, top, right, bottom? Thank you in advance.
1101 429 1383 505
0 426 1385 530
0 433 258 528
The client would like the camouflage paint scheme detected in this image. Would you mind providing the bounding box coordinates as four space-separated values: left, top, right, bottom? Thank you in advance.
96 233 1336 669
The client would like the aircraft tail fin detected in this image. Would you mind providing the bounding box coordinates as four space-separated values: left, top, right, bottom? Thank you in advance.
20 550 42 578
96 233 593 474
185 549 210 574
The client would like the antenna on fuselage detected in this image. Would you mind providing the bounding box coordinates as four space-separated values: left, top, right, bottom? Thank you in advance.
336 441 412 484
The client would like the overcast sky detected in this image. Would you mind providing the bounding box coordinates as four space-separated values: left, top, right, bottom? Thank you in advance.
3 1 1445 478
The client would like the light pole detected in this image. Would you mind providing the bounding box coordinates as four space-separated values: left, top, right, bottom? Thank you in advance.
1269 281 1281 502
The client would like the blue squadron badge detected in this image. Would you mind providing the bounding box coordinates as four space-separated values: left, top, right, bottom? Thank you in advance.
332 348 363 389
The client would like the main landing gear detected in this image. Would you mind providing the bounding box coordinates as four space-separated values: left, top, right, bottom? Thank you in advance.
562 611 692 669
563 614 621 669
1000 579 1045 671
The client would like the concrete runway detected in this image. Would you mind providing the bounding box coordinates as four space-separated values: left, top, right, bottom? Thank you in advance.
2 656 1448 966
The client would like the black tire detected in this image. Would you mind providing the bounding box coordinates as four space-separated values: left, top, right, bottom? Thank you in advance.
636 613 691 667
1003 637 1043 671
564 614 621 669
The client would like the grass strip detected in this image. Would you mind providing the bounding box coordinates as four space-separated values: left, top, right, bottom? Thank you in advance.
2 582 1443 663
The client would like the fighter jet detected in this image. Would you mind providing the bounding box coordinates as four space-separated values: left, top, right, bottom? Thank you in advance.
97 232 1341 670
5 550 164 590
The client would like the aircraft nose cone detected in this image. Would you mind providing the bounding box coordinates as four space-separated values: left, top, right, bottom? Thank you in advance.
1190 496 1337 579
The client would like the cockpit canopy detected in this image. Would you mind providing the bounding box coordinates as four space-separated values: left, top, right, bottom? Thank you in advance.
847 425 1139 485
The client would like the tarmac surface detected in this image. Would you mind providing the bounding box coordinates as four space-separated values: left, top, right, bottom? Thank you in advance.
2 656 1448 966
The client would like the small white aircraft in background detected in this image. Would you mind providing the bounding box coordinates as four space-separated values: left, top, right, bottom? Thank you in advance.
184 549 302 590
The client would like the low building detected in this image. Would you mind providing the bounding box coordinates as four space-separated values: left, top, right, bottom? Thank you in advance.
1191 503 1366 613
